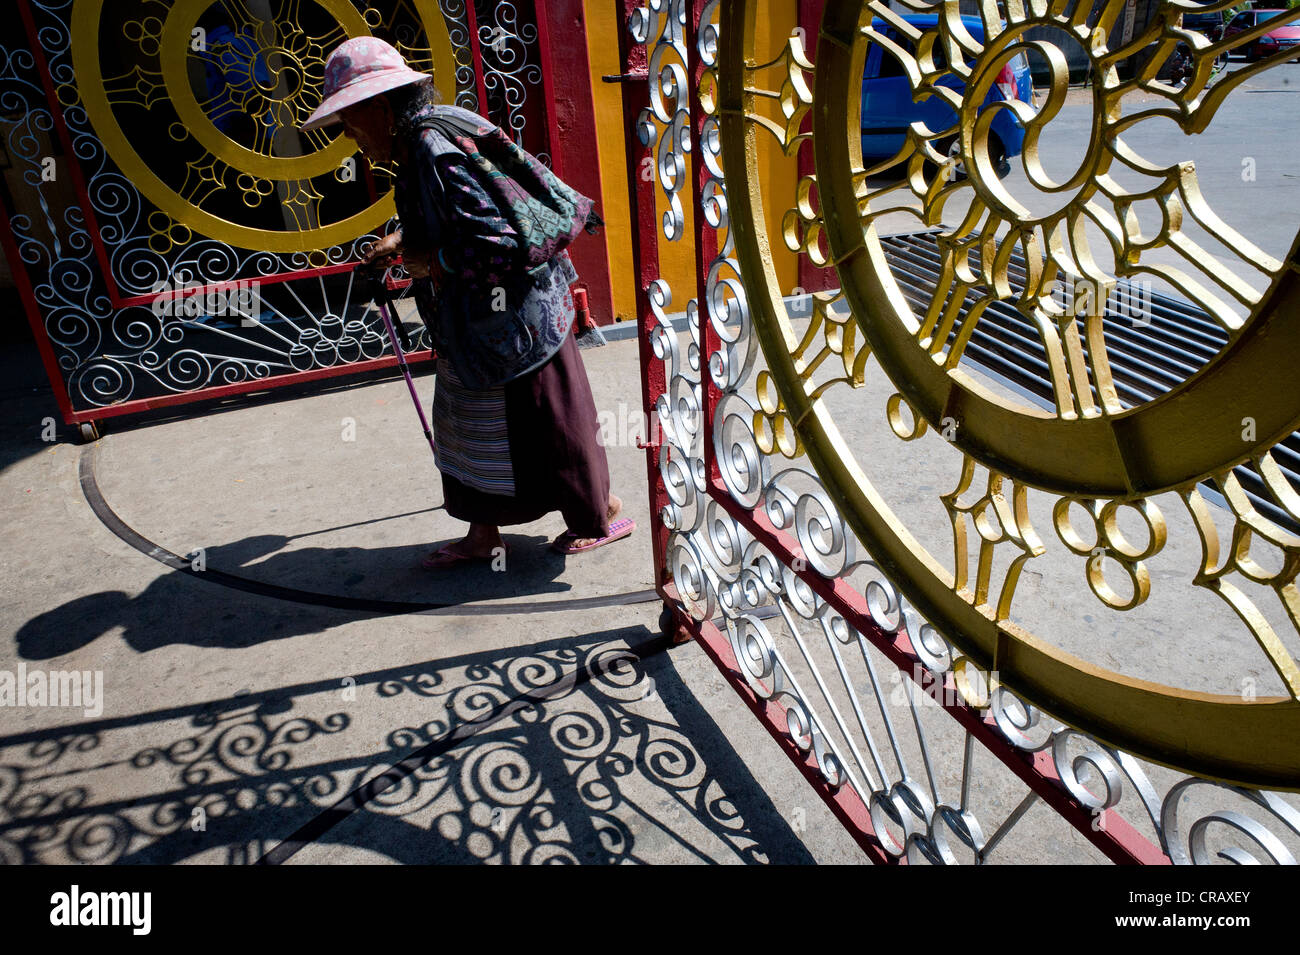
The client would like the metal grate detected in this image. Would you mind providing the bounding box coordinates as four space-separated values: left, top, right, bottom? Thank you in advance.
881 229 1300 532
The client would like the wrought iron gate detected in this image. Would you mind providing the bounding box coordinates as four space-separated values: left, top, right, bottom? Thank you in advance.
626 0 1300 863
2 0 569 430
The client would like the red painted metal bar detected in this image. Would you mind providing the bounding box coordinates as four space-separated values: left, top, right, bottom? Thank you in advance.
463 0 493 131
0 189 78 425
532 0 564 177
17 0 120 305
618 0 671 595
536 0 617 328
53 351 434 426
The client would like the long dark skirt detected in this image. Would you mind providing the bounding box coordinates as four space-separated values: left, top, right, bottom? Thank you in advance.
441 333 611 537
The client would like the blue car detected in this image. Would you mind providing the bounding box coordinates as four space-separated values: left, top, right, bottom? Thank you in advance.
862 15 1033 179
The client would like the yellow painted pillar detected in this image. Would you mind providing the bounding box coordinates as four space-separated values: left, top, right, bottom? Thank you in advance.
585 1 802 322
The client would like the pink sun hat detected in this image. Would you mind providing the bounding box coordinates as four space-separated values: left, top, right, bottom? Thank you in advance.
301 36 431 131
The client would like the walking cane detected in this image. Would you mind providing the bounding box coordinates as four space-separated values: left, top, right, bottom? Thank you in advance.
360 263 437 459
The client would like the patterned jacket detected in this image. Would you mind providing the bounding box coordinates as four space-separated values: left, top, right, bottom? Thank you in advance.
392 104 577 389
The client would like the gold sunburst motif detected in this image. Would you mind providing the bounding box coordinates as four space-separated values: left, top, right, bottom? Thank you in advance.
846 0 1300 459
894 0 1283 327
69 0 461 255
717 0 1300 788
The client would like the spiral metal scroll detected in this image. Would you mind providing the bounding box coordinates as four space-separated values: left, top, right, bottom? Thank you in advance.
4 0 478 410
475 1 550 167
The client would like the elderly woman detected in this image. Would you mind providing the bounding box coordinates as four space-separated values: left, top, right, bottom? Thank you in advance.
302 37 632 568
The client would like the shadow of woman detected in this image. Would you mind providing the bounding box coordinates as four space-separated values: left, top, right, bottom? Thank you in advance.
14 531 573 659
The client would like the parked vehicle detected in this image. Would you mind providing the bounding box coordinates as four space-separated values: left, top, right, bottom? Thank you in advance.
861 14 1033 180
1181 9 1226 42
1222 8 1300 60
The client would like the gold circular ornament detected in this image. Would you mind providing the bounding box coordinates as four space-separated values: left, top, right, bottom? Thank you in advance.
71 0 459 254
823 9 1300 499
718 0 1300 788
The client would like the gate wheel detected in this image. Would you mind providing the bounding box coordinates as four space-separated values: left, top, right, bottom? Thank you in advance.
659 603 691 645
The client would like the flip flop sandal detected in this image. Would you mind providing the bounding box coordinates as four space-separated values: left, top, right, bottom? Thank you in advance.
420 541 508 570
552 518 636 555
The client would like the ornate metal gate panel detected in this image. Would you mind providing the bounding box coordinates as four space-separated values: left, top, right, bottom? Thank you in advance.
1 0 562 426
626 0 1300 863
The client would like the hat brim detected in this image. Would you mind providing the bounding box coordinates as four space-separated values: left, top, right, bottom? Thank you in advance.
300 70 431 132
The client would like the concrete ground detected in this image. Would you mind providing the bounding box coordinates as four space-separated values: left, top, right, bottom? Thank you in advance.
5 314 1293 864
0 329 872 865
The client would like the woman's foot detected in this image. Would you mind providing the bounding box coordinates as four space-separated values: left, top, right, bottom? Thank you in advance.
552 494 633 554
421 524 505 569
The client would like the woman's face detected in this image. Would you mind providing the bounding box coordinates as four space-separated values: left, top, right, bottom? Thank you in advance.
337 98 394 164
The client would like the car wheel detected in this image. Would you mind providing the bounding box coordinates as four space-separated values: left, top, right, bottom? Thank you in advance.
925 135 1010 181
989 138 1010 180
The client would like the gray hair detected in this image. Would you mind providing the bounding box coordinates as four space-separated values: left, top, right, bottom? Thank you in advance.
385 77 442 144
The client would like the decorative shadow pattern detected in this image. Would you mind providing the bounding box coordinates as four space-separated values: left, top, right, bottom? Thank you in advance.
0 632 805 864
